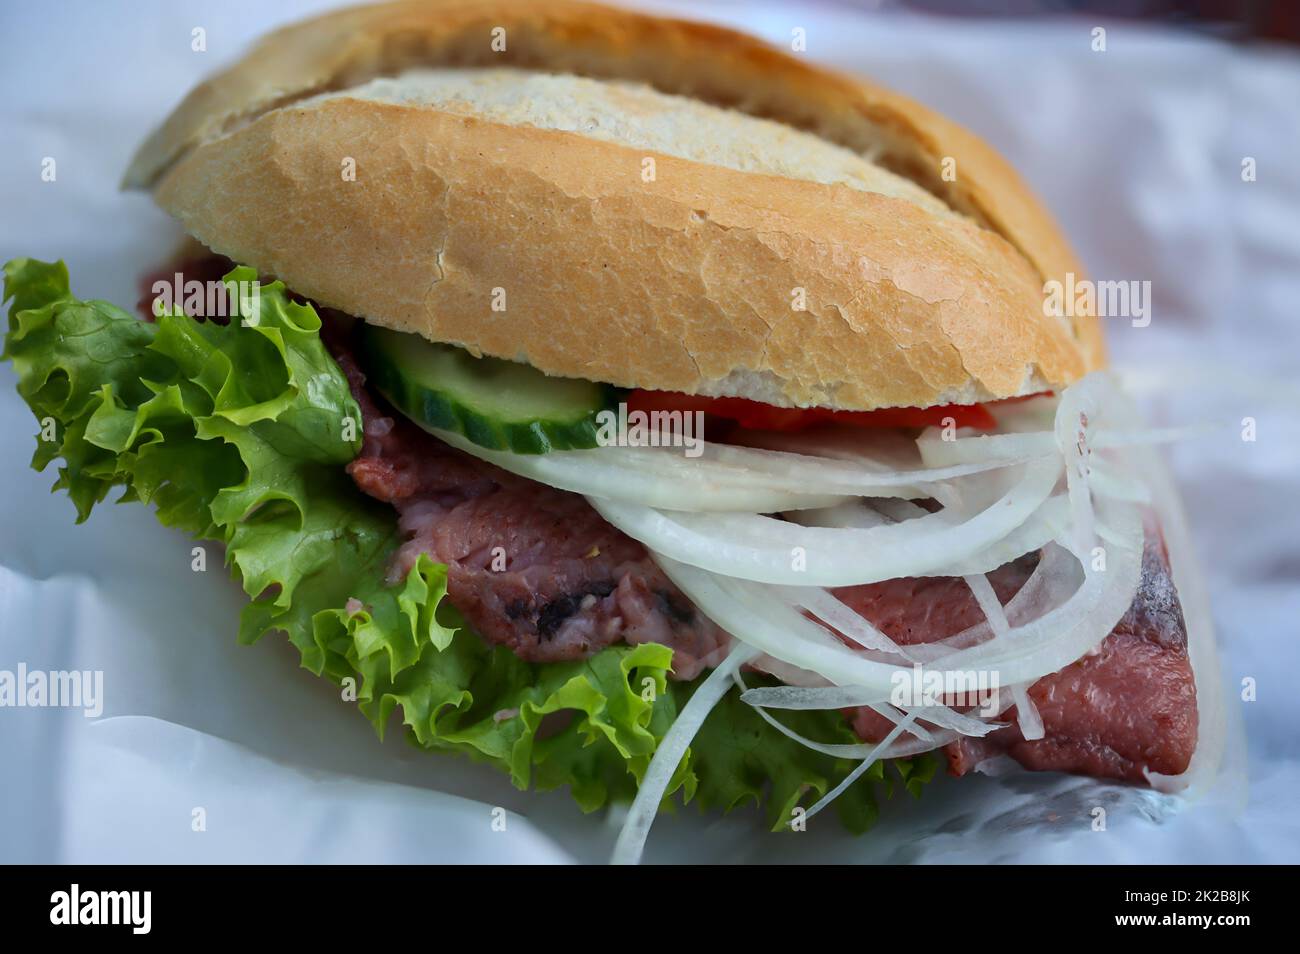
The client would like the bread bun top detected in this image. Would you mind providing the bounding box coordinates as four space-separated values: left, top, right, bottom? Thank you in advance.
127 0 1104 411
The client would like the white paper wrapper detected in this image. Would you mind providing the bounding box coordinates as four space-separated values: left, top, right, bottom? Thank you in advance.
1 0 1297 863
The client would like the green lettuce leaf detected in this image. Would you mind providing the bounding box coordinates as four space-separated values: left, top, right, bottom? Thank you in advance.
3 257 932 830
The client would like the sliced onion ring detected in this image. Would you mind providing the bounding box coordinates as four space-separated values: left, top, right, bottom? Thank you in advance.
594 457 1061 586
611 642 758 865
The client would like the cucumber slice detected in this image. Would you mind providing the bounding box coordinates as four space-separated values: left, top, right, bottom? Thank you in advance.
360 325 615 454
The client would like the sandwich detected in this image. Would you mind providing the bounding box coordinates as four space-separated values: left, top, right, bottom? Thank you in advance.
2 0 1225 863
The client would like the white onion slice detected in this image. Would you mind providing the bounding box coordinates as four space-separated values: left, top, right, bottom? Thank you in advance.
654 495 1142 704
732 672 903 757
1090 458 1151 503
939 494 1069 577
871 497 931 522
871 728 961 760
740 684 1001 738
906 544 1082 662
423 423 1048 512
610 642 758 865
1055 373 1102 553
738 426 928 467
988 394 1058 433
702 439 1043 493
738 689 1025 789
963 573 1047 741
781 586 915 659
797 491 1071 582
939 499 1143 684
918 423 1210 469
594 457 1061 586
426 426 849 512
864 703 936 743
801 714 918 822
918 431 1056 467
873 689 1021 761
1010 684 1046 741
963 574 1010 638
749 654 830 688
653 558 907 691
785 500 891 530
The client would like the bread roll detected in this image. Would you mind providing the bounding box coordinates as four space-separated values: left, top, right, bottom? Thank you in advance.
129 0 1102 410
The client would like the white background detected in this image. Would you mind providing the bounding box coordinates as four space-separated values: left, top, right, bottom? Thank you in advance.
1 0 1297 863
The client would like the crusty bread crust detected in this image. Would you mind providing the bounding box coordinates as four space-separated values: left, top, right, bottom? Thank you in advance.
132 0 1105 410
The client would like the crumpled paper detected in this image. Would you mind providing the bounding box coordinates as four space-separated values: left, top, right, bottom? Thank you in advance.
2 0 1297 863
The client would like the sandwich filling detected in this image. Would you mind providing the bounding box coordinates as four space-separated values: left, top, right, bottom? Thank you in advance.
131 253 1200 797
324 319 1198 785
5 252 1215 867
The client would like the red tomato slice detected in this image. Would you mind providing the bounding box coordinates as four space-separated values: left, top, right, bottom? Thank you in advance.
624 390 1001 432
